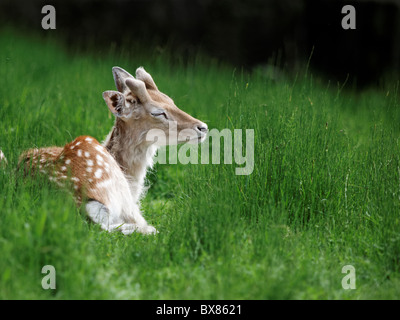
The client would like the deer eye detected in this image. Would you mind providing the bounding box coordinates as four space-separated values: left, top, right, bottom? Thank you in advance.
126 99 134 104
151 111 168 119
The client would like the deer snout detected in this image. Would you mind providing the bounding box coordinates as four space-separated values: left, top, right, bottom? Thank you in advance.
195 122 208 135
193 122 208 143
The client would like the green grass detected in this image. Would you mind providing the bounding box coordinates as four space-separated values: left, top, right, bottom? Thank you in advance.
1 28 400 299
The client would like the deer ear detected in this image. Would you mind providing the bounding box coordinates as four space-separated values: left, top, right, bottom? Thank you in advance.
112 66 135 92
102 90 132 119
125 78 152 103
136 67 158 90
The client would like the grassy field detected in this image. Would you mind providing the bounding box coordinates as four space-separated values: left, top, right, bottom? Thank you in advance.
0 28 399 300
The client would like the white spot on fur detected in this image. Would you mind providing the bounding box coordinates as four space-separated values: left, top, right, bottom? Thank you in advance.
71 177 80 182
87 159 94 166
95 145 107 156
86 167 93 173
85 137 93 143
77 149 82 157
84 151 90 158
61 166 67 171
96 154 104 164
94 168 103 179
65 159 71 165
95 179 112 189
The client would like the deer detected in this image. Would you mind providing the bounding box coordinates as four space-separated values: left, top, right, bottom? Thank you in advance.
18 66 208 235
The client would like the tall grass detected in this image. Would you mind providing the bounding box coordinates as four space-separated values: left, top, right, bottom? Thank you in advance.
0 28 399 299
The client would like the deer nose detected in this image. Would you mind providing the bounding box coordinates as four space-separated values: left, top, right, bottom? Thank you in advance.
196 123 208 135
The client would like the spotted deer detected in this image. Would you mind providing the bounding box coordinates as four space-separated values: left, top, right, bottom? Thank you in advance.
19 66 208 235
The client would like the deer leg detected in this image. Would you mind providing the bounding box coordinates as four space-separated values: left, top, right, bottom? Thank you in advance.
85 200 157 235
85 200 122 232
85 200 110 228
118 223 158 235
119 204 158 235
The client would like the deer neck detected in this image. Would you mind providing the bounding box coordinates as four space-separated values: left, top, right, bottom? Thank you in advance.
102 118 157 183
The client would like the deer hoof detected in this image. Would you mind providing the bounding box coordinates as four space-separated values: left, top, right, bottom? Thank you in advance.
141 225 158 235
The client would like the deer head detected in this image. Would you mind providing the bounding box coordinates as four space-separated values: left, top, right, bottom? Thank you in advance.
102 67 208 147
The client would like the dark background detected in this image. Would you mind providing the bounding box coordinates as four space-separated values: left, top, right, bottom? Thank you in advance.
1 0 399 87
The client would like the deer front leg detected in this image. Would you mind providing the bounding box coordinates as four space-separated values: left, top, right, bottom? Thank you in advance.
85 200 116 231
119 223 158 235
86 200 157 235
121 202 158 235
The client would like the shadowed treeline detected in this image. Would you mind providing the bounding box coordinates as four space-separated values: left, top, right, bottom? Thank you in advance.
1 0 399 86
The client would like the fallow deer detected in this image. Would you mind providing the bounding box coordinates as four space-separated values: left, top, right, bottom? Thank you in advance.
19 66 208 235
